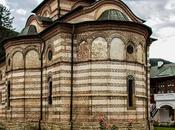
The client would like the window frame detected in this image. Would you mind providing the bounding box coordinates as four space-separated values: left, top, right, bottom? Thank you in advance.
127 75 136 110
48 77 53 105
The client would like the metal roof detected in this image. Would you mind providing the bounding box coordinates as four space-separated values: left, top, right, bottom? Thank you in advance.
19 25 37 36
150 64 175 79
98 9 129 21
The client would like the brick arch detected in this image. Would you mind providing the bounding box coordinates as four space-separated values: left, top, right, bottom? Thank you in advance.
109 33 127 44
41 4 51 17
87 32 109 44
24 45 40 55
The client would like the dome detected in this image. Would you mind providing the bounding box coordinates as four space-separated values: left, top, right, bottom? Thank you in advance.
98 9 129 21
19 25 37 36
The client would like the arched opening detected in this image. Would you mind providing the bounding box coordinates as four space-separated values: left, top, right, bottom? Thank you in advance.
159 105 174 123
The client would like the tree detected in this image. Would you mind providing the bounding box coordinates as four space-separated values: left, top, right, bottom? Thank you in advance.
0 4 14 29
0 4 18 62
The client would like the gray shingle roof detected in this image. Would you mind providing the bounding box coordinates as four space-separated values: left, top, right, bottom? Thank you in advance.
150 64 175 78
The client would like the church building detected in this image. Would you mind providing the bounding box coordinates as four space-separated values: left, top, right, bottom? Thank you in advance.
0 0 153 129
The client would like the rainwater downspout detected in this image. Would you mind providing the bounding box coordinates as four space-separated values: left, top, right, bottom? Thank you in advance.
145 40 150 130
70 25 75 130
57 0 61 18
39 36 46 130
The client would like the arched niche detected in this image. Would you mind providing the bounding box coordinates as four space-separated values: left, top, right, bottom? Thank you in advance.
91 37 108 60
12 51 24 70
77 41 90 61
25 50 40 68
110 38 125 60
126 41 136 62
137 44 143 63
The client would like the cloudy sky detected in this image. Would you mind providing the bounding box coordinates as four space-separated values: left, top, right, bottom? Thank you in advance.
1 0 175 62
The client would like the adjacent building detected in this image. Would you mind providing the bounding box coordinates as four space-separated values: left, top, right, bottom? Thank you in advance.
150 58 175 124
0 0 153 130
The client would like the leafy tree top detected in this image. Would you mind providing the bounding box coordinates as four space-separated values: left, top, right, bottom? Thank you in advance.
0 4 14 30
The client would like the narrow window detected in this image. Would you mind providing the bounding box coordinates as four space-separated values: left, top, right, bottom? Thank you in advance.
0 91 2 105
7 81 10 109
127 76 135 108
48 77 52 105
0 71 2 81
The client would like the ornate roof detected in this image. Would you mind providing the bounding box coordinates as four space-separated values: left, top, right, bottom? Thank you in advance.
98 9 129 21
19 25 37 36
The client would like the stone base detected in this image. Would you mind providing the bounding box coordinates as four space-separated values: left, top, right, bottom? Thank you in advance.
0 120 150 130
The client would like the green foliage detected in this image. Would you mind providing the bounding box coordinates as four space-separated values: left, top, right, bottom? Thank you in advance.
99 120 106 130
0 127 5 130
0 26 18 62
110 125 118 130
0 4 14 30
154 127 175 130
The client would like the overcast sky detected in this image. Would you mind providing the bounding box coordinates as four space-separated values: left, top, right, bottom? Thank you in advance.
1 0 175 62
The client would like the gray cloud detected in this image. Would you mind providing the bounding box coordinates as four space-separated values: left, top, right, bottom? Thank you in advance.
1 0 175 62
3 0 39 31
124 1 175 27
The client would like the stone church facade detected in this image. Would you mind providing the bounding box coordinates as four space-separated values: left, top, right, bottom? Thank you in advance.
0 0 153 129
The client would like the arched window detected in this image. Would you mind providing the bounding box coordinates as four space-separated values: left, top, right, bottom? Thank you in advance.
7 81 11 109
127 75 135 108
48 77 52 105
